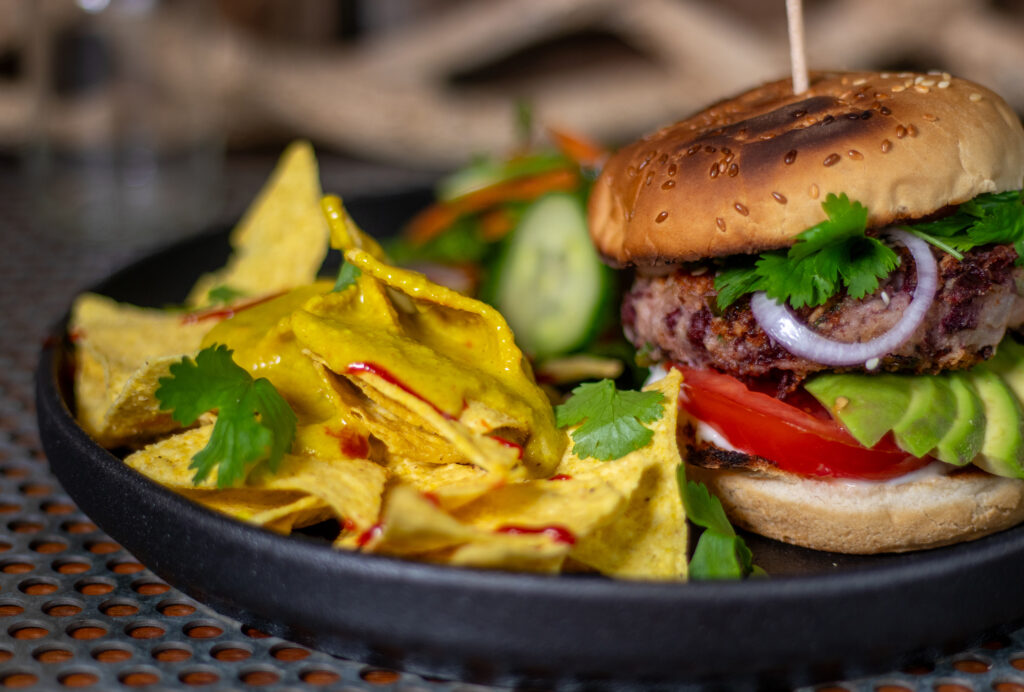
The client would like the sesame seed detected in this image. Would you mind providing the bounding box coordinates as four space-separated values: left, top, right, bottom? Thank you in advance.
914 85 930 94
879 106 892 115
709 163 719 179
724 153 735 163
728 164 739 177
922 113 937 121
880 291 890 306
691 266 708 276
655 211 669 223
881 72 891 79
716 217 726 232
969 93 983 102
721 147 732 155
809 184 820 199
687 144 701 156
644 151 656 161
823 153 841 167
667 164 677 176
904 79 914 87
938 81 950 89
659 153 669 164
784 150 798 165
865 358 880 371
881 139 893 153
921 79 935 87
626 166 637 177
705 145 717 153
734 202 749 216
645 172 654 186
853 77 867 85
662 180 675 190
942 72 951 81
896 125 908 139
907 124 919 137
914 76 925 84
898 72 912 78
771 192 787 204
718 162 727 174
891 85 905 93
848 150 863 160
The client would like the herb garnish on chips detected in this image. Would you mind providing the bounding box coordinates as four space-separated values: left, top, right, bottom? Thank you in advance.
555 379 665 461
156 344 297 487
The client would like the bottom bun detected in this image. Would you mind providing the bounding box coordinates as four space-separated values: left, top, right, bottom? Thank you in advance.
686 461 1024 554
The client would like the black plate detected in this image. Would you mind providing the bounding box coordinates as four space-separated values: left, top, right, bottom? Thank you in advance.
35 190 1024 689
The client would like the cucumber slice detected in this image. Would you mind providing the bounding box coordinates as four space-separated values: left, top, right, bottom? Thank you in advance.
487 192 613 359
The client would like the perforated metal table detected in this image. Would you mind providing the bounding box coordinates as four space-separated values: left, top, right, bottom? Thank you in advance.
6 153 1024 691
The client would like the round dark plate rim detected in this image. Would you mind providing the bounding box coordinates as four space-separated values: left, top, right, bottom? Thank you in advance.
34 217 1024 687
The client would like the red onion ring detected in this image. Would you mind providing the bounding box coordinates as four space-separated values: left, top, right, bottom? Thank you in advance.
749 229 937 367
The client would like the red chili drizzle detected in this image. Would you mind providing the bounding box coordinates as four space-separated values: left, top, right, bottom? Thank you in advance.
324 426 369 459
548 474 572 481
180 292 284 325
490 436 523 459
494 525 576 545
345 362 455 420
356 523 383 548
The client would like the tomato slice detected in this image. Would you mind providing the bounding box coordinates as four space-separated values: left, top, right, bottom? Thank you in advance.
674 365 930 480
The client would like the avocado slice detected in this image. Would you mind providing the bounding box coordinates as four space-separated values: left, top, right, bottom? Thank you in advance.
804 373 911 448
890 375 957 458
933 373 985 465
964 366 1024 478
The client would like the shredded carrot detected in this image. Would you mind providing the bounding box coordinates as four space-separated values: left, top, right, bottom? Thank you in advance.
547 126 607 168
406 167 579 245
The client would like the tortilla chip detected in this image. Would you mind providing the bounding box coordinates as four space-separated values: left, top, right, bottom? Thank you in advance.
344 370 522 478
125 421 389 542
563 370 688 580
322 194 387 258
366 484 478 555
70 293 209 446
182 490 331 534
187 141 329 306
250 453 388 545
385 458 504 510
292 248 564 476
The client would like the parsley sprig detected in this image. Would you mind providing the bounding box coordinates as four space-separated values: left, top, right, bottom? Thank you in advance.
679 473 762 579
156 345 297 488
908 190 1024 262
554 380 665 460
715 193 900 310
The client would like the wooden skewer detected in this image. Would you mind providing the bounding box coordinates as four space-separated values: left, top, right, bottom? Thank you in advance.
786 0 809 94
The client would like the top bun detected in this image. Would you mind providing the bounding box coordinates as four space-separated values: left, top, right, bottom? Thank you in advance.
588 71 1024 266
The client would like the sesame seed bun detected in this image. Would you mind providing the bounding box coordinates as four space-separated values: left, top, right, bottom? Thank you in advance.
685 462 1024 554
588 71 1024 266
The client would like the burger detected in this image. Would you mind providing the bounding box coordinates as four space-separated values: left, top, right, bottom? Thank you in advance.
587 71 1024 554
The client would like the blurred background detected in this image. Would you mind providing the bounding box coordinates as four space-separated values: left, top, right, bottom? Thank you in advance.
0 0 1023 249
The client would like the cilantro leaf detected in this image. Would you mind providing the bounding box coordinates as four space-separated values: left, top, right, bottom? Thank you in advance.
684 483 762 580
333 260 362 292
555 379 665 460
156 344 297 488
679 472 762 580
714 193 899 309
910 190 1024 263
